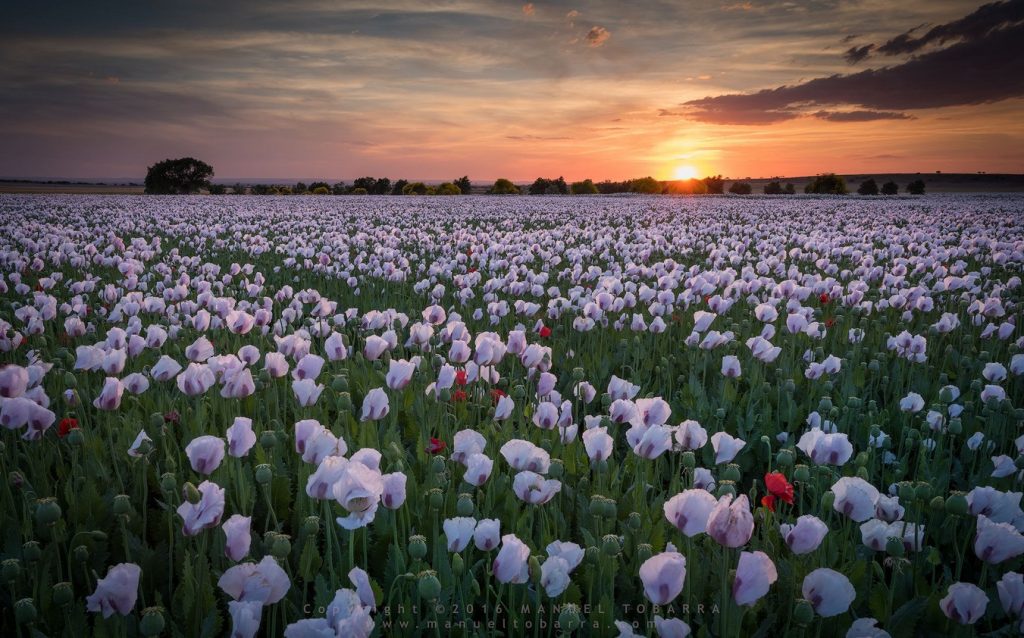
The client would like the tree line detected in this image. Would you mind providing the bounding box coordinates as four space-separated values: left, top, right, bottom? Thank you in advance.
144 158 927 196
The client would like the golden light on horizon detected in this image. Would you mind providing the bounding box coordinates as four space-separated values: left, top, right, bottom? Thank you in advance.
672 165 699 180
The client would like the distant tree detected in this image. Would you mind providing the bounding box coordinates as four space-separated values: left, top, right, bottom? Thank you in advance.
402 182 428 195
144 157 213 194
436 182 461 195
372 178 392 195
881 180 899 195
309 181 330 192
570 179 599 194
312 186 330 195
454 176 472 194
331 182 347 195
857 178 879 196
805 173 848 195
231 183 248 195
352 177 377 192
596 180 629 194
207 183 227 195
907 179 926 195
553 176 569 195
630 176 662 194
350 187 369 195
702 175 725 194
278 186 293 195
489 178 520 195
528 177 551 195
763 181 784 195
293 182 308 194
784 182 796 194
391 179 409 195
728 181 752 195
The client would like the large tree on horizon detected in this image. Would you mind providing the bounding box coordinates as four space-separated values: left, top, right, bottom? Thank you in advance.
144 157 214 194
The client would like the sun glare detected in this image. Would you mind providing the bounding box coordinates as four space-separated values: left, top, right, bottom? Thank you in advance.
672 165 699 180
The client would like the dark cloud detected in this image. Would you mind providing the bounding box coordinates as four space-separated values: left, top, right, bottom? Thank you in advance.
585 26 610 47
877 0 1024 56
684 23 1024 125
812 110 912 122
843 43 873 64
839 34 860 44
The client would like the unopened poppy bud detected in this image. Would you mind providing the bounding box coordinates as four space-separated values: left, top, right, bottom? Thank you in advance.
64 372 77 388
140 607 166 637
885 537 905 557
559 603 583 632
600 393 611 409
408 535 427 559
52 581 73 607
681 451 696 469
149 412 164 429
2 559 20 582
856 467 870 481
113 494 132 517
255 464 273 485
529 556 542 583
91 530 107 541
22 541 41 563
417 572 441 601
793 599 814 625
438 388 452 402
183 482 201 504
14 598 36 624
855 452 869 467
820 491 835 511
470 578 481 597
34 498 61 527
452 553 464 576
945 492 968 516
456 494 474 517
948 418 962 435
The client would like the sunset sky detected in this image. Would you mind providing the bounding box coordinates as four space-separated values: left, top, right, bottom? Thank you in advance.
2 0 1022 181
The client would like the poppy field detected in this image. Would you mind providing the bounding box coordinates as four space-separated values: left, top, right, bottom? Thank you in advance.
1 193 1023 637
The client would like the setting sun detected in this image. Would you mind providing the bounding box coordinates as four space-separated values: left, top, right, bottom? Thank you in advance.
672 165 699 180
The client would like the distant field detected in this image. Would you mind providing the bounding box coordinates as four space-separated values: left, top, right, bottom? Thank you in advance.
0 182 144 194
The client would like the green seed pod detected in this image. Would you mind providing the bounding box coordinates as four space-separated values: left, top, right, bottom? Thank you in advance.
331 375 349 392
793 599 815 626
846 396 862 409
14 598 36 624
601 535 620 557
52 581 73 607
585 546 599 564
783 379 796 393
22 541 41 563
558 603 583 633
302 516 321 537
428 488 444 510
430 456 446 473
820 491 835 511
255 465 273 485
794 464 810 483
855 452 869 467
627 512 641 530
271 535 292 559
140 607 166 637
67 428 85 446
149 412 164 430
945 492 968 516
452 553 465 576
260 430 278 450
723 464 741 482
898 482 915 502
714 408 726 420
73 545 89 563
572 367 585 381
548 459 564 479
2 558 21 583
408 535 427 560
948 418 962 435
34 498 61 527
817 397 833 413
717 481 737 498
64 371 78 388
930 496 945 512
680 451 696 469
885 537 905 557
183 482 202 503
91 530 108 541
636 543 653 563
417 572 441 601
512 385 527 400
337 392 354 412
160 473 177 493
113 494 132 517
915 484 932 502
456 494 474 517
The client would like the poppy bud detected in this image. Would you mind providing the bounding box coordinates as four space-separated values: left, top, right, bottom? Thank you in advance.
1015 455 1024 471
452 553 464 576
34 498 61 527
529 556 542 583
91 530 107 541
255 464 273 485
68 427 85 446
140 607 166 637
945 492 968 516
855 467 870 481
183 482 202 503
885 537 905 557
820 491 835 511
456 494 474 517
408 535 427 559
14 598 36 624
160 473 176 493
600 393 611 409
113 494 132 517
64 372 77 388
438 388 452 402
22 541 41 563
417 572 441 601
52 581 73 607
2 559 20 583
793 599 814 625
559 604 583 633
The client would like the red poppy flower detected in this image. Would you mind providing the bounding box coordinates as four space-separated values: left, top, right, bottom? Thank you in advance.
764 472 794 505
455 370 468 386
824 317 836 329
704 295 711 305
427 437 447 454
468 267 477 274
819 293 830 304
452 389 467 402
539 326 551 338
57 417 79 438
490 388 507 404
164 410 180 424
760 494 777 512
